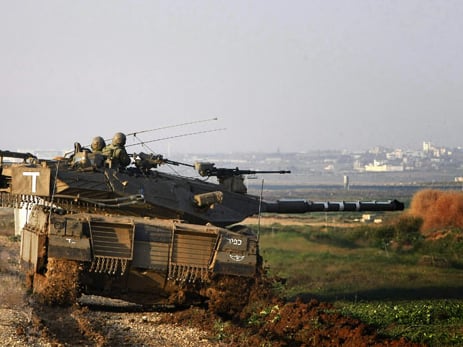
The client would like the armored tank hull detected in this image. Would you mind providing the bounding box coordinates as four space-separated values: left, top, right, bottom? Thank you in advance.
21 206 258 313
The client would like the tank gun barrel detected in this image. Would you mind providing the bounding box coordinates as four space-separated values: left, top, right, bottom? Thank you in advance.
263 199 404 213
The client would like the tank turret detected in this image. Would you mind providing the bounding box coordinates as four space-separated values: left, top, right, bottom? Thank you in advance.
0 151 404 226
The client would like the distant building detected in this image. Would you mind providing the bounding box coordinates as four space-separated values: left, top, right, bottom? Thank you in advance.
364 160 404 172
422 141 450 158
423 141 433 153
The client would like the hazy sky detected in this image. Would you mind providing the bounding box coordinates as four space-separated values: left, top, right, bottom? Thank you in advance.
1 1 462 155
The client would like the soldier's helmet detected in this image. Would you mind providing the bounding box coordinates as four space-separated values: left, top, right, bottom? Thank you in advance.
112 132 127 146
91 136 106 151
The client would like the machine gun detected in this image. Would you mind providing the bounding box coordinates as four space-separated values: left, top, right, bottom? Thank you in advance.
133 154 290 179
194 161 290 178
194 162 290 193
132 152 196 172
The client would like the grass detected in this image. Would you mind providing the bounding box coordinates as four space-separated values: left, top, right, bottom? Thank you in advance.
254 220 463 346
336 299 463 346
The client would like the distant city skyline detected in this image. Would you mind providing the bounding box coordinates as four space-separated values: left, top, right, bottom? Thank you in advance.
16 138 463 160
1 1 462 154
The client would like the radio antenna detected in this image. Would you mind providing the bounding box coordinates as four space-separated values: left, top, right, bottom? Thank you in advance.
125 128 226 148
257 178 264 241
126 117 219 137
64 117 220 156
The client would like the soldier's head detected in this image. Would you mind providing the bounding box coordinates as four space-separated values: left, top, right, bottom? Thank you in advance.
112 132 126 146
91 136 106 151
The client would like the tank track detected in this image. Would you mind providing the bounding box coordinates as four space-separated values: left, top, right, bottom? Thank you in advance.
0 192 143 214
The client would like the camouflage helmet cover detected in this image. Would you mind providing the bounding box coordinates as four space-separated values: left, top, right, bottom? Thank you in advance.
112 132 126 146
91 136 106 151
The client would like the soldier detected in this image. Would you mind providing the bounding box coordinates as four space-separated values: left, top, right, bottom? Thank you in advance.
87 136 106 168
91 136 106 153
103 132 131 169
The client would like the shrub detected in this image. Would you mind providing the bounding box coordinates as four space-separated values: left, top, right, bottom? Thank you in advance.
409 189 463 233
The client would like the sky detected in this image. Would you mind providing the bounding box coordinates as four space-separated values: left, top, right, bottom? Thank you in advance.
1 0 462 155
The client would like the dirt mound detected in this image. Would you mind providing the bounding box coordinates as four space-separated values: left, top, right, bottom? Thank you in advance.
162 272 423 347
161 297 422 346
409 189 463 233
204 275 255 319
252 298 422 347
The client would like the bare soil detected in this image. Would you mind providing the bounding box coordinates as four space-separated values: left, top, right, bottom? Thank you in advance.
0 210 423 346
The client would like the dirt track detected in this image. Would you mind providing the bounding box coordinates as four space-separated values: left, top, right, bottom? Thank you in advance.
0 213 423 346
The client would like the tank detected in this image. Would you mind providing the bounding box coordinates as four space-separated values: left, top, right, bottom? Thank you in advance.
0 148 403 313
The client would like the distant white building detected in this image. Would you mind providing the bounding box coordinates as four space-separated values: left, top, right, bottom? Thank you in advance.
364 160 404 172
422 141 433 153
422 142 450 157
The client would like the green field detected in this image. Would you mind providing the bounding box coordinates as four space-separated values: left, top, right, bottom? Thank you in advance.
252 214 463 346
